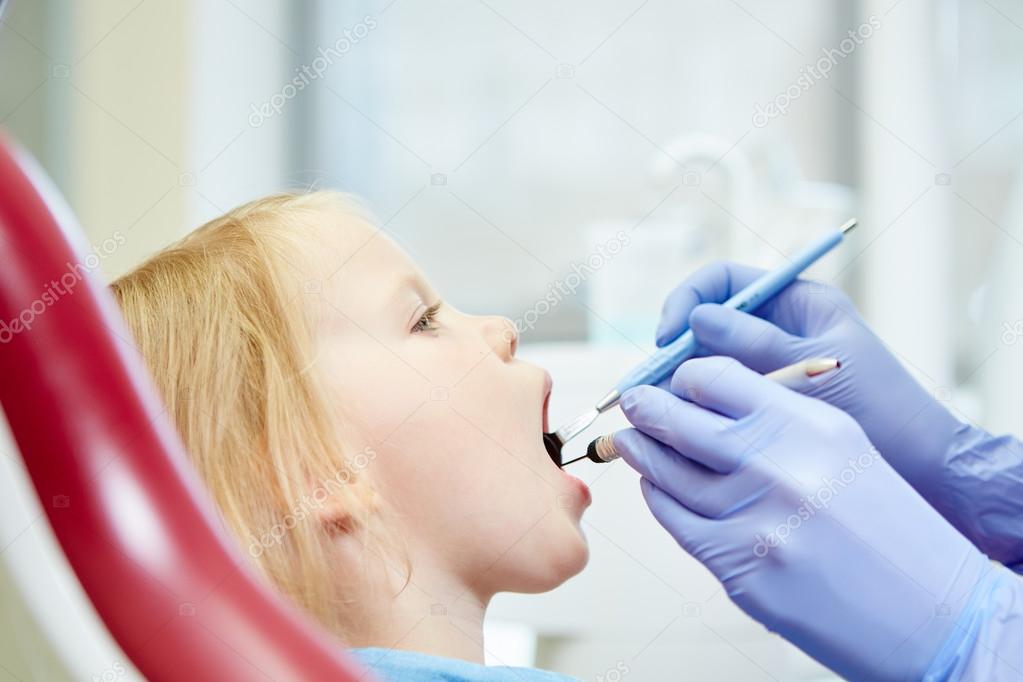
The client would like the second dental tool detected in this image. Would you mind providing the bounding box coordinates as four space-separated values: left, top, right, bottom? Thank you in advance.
564 357 841 466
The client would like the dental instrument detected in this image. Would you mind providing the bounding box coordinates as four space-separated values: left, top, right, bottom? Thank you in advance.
543 218 856 466
564 357 841 466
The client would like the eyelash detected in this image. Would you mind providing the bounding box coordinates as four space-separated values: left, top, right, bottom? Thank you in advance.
412 302 441 333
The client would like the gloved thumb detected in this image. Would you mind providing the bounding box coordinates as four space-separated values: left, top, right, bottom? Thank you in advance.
689 304 803 373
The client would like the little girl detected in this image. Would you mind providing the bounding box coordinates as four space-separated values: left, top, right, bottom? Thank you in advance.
111 191 591 681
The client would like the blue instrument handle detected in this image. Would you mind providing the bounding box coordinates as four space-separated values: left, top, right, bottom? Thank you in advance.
612 229 845 395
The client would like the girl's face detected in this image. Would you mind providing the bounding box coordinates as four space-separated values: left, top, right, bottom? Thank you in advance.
313 216 589 597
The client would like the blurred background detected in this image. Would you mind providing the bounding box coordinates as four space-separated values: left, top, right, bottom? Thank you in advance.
2 0 1023 680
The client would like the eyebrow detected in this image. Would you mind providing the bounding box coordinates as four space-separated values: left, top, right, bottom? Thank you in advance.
388 275 424 308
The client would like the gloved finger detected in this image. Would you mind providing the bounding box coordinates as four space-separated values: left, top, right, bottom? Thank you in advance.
655 261 768 347
671 355 786 419
653 374 672 392
689 304 806 374
640 477 715 559
614 428 732 517
619 385 750 474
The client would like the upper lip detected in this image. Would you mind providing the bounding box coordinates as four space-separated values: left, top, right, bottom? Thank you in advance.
541 372 552 434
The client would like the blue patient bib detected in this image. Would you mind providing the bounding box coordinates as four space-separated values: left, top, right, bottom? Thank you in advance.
351 647 581 682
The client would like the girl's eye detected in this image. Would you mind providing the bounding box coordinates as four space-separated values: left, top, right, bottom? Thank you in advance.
412 303 441 333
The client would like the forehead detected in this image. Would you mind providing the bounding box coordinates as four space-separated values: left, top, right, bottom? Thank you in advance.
327 226 418 287
305 210 426 314
298 207 376 274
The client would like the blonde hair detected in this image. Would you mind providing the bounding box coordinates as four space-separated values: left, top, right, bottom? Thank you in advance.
111 191 395 639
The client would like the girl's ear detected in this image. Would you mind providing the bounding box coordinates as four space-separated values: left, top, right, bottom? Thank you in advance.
313 482 380 537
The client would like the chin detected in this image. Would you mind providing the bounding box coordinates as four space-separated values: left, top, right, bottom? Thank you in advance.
507 523 590 594
551 529 589 582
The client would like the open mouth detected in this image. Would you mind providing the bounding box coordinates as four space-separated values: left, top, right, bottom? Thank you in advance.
539 372 591 504
541 373 568 468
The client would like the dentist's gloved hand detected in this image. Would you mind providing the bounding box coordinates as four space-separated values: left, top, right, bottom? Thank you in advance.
616 357 1015 681
656 261 1023 569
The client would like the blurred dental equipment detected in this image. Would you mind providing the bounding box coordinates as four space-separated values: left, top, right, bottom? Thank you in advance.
585 135 856 347
566 357 841 466
978 168 1023 435
585 134 754 345
544 219 856 466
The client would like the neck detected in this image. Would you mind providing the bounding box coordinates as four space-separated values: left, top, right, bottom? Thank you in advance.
347 560 492 664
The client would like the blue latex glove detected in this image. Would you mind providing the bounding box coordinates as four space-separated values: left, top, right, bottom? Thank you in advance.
655 261 1023 569
617 357 1021 681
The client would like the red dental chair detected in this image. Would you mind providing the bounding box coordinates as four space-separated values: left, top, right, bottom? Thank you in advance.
0 134 371 681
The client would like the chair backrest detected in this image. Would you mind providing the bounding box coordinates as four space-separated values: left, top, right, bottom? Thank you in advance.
0 134 370 681
0 411 148 681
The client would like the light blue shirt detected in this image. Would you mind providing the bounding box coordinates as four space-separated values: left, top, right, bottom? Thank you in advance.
351 647 581 682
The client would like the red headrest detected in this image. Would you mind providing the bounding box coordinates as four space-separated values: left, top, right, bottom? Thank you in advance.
0 134 370 681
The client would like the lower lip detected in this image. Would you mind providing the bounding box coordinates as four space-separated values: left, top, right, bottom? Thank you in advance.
559 469 591 506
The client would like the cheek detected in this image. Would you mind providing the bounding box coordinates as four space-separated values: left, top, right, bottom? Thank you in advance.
328 334 509 446
368 403 551 536
370 404 521 509
446 359 535 443
328 353 431 446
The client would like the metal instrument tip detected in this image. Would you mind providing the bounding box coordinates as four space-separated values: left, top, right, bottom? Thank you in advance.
544 408 600 468
840 218 857 235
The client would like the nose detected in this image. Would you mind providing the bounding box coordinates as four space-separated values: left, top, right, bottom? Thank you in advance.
480 315 518 360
